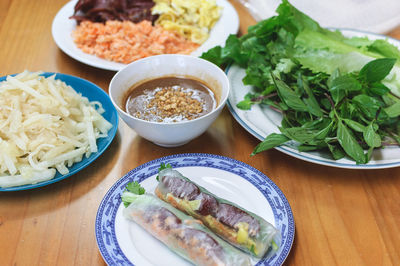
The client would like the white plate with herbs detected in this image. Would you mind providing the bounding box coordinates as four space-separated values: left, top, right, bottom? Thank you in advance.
227 30 400 169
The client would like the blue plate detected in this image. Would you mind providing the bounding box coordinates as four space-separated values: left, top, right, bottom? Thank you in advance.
95 153 294 266
0 72 119 191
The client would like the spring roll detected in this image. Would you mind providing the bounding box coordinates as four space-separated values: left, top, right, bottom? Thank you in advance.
155 166 279 258
122 183 251 266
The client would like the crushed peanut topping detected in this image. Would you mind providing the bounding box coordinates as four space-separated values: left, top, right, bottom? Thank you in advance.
147 87 204 121
125 77 217 123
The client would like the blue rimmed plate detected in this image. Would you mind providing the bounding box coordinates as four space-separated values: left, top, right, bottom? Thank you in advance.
226 29 400 169
0 72 118 191
95 153 294 266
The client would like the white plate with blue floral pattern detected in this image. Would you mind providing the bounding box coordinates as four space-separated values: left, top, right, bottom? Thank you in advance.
95 153 294 265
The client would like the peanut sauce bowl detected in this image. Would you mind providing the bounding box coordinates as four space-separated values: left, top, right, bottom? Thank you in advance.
109 54 230 147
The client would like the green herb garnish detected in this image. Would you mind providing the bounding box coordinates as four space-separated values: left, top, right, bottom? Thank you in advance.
156 163 172 181
121 181 145 207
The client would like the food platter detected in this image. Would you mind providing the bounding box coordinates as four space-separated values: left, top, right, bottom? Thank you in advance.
226 29 400 169
51 0 239 71
95 153 295 266
0 73 118 192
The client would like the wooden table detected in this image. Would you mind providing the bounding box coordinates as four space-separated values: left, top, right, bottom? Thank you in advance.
0 0 399 265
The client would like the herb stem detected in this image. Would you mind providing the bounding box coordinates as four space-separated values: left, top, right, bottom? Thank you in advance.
269 105 283 113
381 142 400 146
324 92 335 110
251 93 278 102
390 91 400 100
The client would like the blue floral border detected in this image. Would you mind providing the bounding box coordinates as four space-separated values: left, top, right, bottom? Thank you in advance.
95 153 295 265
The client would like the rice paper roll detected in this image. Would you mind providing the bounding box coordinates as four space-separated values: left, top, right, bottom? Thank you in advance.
155 167 279 258
122 192 251 266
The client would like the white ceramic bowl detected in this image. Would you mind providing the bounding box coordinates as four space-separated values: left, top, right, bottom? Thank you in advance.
109 54 230 147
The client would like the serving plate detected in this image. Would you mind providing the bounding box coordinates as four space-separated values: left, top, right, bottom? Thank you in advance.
0 72 119 192
227 29 400 169
95 153 294 266
52 0 239 71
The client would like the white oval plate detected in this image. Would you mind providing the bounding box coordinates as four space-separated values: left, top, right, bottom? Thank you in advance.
227 29 400 169
95 153 295 265
52 0 239 71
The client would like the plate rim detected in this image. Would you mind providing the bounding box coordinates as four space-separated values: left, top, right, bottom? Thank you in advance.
0 72 119 191
95 153 295 266
226 28 400 170
51 0 240 71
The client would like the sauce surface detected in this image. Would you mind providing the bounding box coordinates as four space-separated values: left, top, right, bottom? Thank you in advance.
125 76 217 123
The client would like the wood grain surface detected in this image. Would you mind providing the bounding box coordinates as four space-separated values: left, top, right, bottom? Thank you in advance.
0 0 399 265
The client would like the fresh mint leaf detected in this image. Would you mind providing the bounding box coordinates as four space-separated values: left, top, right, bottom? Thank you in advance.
359 58 396 83
237 99 254 110
337 120 366 164
252 133 290 155
298 144 325 152
342 119 366 133
338 100 357 118
326 143 346 160
299 75 323 116
236 92 266 110
279 127 320 145
272 75 308 111
364 122 381 148
352 95 382 119
369 82 390 96
329 75 361 104
314 122 333 140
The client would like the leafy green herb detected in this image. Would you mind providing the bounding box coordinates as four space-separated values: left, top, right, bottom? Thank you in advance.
272 74 308 111
126 181 145 195
300 76 323 116
159 163 172 172
364 122 381 148
157 163 172 181
252 133 290 155
337 120 366 164
201 0 400 164
329 75 361 104
359 58 396 83
122 181 145 207
342 119 366 133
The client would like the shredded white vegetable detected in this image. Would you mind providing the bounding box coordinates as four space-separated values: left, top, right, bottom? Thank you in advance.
0 71 113 188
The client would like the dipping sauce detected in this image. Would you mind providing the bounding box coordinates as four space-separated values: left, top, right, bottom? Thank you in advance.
125 76 217 123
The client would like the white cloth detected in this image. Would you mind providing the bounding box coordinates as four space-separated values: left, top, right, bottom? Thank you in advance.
238 0 400 34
